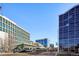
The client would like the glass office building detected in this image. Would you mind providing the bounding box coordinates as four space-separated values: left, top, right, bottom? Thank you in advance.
36 38 48 47
0 15 30 52
59 5 79 53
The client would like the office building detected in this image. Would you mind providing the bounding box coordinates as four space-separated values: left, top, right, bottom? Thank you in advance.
59 5 79 53
36 38 48 47
0 15 30 52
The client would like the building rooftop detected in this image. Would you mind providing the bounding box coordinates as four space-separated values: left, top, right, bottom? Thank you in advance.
59 4 79 16
0 15 30 34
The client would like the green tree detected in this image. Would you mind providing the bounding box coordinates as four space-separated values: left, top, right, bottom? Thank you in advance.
17 44 24 50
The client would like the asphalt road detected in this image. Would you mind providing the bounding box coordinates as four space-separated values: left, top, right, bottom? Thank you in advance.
33 51 57 56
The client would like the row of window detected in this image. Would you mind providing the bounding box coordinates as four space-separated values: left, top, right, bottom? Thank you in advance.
16 26 29 36
0 17 15 28
0 16 30 45
0 17 29 36
59 38 79 48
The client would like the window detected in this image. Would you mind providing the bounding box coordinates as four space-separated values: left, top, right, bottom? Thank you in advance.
75 14 79 22
0 16 2 22
6 25 9 30
0 27 2 31
69 8 75 16
11 23 13 27
75 31 79 38
69 23 74 31
64 20 68 26
3 28 5 32
59 15 63 22
8 22 10 26
69 39 74 45
64 27 68 33
60 39 68 48
63 12 68 19
3 23 5 28
75 39 79 46
69 15 74 24
0 22 2 27
3 18 5 23
75 26 79 31
69 31 74 38
76 6 79 13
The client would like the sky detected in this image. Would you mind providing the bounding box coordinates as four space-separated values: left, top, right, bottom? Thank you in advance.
0 3 77 47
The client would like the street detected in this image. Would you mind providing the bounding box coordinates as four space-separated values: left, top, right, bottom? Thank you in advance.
33 51 57 56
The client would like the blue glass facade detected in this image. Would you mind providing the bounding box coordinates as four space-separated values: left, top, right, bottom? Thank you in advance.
59 5 79 53
36 38 48 47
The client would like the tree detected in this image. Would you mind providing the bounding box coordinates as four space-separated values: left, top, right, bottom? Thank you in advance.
13 43 25 53
17 44 24 50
